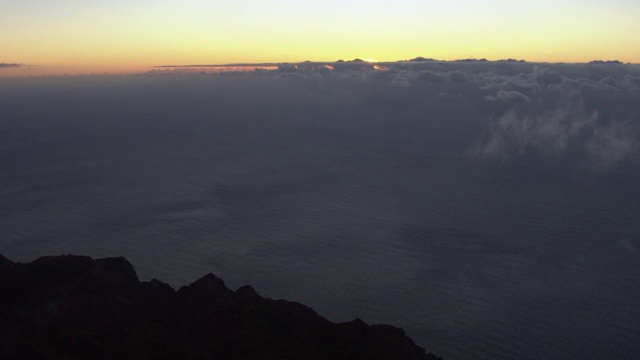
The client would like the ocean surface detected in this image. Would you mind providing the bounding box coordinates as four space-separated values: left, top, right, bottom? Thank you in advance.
2 65 640 359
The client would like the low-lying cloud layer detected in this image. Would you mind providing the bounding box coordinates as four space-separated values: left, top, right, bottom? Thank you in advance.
249 59 639 169
7 59 640 169
158 59 638 169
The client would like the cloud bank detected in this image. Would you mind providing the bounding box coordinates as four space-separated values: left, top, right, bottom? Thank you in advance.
198 59 638 169
202 59 638 169
11 59 640 169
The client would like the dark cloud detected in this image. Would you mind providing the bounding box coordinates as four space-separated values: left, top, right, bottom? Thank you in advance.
390 74 411 87
0 63 22 69
17 60 640 171
416 70 445 83
534 67 564 87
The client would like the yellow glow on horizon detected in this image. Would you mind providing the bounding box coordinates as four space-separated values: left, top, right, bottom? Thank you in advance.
3 28 640 78
4 22 635 76
2 0 639 77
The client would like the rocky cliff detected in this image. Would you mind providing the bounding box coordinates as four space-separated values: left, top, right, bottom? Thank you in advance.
0 254 441 360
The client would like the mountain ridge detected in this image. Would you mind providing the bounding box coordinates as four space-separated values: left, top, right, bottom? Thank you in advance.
0 254 441 360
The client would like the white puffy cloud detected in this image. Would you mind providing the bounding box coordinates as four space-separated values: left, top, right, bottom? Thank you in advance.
586 122 639 168
473 106 598 158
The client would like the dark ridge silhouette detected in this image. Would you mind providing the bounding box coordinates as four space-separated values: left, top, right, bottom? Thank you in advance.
0 254 12 273
406 57 438 62
497 58 526 62
454 58 488 62
589 60 623 64
0 254 441 360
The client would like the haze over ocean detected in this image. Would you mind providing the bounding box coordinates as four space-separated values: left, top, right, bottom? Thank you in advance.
2 61 640 359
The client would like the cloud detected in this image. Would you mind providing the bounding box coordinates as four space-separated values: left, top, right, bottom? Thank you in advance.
586 121 639 168
275 72 307 79
446 71 467 83
486 90 531 103
390 74 411 87
473 99 640 168
466 62 640 168
534 67 564 87
416 70 445 83
115 59 640 168
141 60 640 94
473 106 598 159
0 63 22 69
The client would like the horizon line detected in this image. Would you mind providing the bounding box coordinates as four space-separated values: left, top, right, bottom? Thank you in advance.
154 58 636 68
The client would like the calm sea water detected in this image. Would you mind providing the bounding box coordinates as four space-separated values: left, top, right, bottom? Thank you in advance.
1 74 639 359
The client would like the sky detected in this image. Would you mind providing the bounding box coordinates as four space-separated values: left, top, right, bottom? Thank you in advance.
1 0 639 76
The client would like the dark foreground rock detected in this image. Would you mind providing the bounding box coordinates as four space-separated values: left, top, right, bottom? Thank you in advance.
0 254 441 360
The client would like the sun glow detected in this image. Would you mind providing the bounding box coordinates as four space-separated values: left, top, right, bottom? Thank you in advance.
1 0 639 76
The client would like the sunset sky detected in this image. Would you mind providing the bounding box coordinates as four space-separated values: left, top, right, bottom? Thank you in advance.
2 0 639 76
